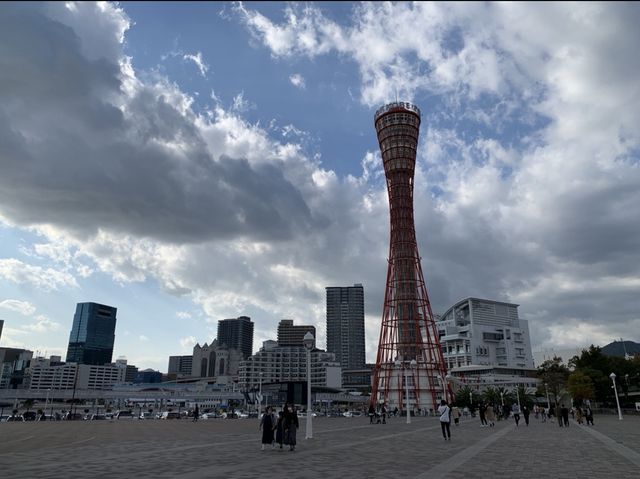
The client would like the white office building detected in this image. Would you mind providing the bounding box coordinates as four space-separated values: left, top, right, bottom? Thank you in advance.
437 298 538 390
28 359 126 391
239 340 342 389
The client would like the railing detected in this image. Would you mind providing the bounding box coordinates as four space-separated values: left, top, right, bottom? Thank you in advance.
374 102 421 120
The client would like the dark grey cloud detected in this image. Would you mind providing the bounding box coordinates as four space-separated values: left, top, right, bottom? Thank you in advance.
0 4 313 244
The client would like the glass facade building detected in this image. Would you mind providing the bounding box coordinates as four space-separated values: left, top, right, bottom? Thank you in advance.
66 302 117 366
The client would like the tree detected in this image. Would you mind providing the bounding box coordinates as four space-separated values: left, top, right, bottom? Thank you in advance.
452 385 479 410
482 386 500 405
567 370 595 405
515 384 535 409
22 399 34 413
536 356 570 410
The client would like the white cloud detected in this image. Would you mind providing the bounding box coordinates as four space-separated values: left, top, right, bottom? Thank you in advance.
176 311 192 319
139 335 150 342
0 299 36 316
0 259 78 291
22 315 61 333
183 51 209 77
289 73 306 89
180 336 197 350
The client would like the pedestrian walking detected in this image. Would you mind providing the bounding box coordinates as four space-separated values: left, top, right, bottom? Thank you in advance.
451 406 461 426
381 404 387 424
560 404 570 427
438 400 451 441
575 407 583 425
502 403 510 420
260 406 276 450
522 405 530 426
512 403 521 427
369 404 375 424
274 411 285 449
284 404 299 451
192 404 199 422
479 402 488 427
541 406 547 423
585 405 594 426
485 404 496 427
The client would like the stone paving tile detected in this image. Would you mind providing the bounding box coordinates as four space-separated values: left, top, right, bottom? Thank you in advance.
0 415 639 478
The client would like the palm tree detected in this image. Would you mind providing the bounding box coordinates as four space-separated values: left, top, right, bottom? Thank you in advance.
482 387 500 405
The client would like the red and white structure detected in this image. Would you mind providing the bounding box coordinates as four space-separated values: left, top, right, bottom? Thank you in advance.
370 102 450 413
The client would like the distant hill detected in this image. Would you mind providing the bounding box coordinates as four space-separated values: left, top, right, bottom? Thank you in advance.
601 340 640 357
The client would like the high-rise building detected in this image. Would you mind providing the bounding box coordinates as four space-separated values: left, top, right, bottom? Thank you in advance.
0 319 4 341
371 102 448 412
66 302 117 366
326 284 366 370
277 319 316 347
0 347 33 389
217 316 254 359
168 355 194 376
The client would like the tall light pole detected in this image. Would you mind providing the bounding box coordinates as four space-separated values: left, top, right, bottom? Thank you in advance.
303 332 315 440
610 372 623 421
515 386 521 409
258 372 263 412
444 374 451 404
544 382 550 410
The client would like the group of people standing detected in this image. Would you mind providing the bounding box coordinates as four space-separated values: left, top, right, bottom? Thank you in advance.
260 404 300 451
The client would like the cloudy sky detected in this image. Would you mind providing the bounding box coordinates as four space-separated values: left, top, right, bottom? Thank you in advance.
1 2 639 372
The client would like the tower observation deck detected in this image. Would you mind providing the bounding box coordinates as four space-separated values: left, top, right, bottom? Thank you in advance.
371 102 450 412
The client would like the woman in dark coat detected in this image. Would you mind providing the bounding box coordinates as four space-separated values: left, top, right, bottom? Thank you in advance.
274 411 285 449
260 406 275 450
284 405 299 451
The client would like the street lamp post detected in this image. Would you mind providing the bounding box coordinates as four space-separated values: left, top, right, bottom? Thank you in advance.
258 372 263 412
445 374 451 404
303 332 315 440
515 386 521 409
43 388 51 421
609 372 623 421
544 382 550 410
500 391 504 407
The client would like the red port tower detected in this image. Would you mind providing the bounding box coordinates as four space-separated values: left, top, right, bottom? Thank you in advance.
371 102 449 413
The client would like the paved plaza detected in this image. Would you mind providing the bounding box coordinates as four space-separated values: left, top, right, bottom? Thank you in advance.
1 414 639 478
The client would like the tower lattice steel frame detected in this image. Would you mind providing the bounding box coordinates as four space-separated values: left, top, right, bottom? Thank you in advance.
371 102 450 412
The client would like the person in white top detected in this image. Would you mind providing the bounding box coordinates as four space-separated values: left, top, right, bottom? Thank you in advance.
438 400 451 441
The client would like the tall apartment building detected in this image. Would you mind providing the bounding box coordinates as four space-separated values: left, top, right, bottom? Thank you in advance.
168 355 193 376
66 302 117 366
217 316 254 359
0 319 4 341
277 320 316 347
239 340 341 390
326 284 365 370
436 298 537 389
